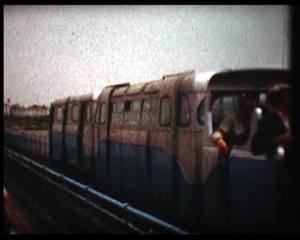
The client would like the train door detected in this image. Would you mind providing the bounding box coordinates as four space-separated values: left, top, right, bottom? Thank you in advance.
202 89 287 230
51 102 66 161
175 92 207 225
94 87 115 185
65 100 83 166
82 100 96 171
177 93 205 185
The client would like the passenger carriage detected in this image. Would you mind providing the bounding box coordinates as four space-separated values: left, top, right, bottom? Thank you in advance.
47 68 291 232
49 97 68 161
201 69 290 230
91 70 215 227
49 92 100 172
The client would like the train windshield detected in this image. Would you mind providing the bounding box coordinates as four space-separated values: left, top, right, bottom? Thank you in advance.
211 91 267 132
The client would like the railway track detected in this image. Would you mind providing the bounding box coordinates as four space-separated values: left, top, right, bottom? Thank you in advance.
4 146 190 234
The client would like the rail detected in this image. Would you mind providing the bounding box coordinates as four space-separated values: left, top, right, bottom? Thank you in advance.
4 146 190 234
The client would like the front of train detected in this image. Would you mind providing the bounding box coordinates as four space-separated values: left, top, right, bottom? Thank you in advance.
199 69 292 233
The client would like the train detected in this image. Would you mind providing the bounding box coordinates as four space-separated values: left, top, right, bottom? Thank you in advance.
4 69 292 233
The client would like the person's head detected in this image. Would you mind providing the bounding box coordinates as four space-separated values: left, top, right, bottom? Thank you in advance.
268 84 291 111
239 93 258 118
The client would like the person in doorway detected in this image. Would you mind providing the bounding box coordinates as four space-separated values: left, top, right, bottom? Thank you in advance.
251 83 294 233
211 93 258 156
210 93 258 222
251 83 291 158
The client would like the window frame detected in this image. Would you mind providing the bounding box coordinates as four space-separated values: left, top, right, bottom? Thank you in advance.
71 103 80 122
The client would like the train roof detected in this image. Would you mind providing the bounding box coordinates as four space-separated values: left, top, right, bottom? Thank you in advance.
111 70 213 97
50 69 289 104
52 90 102 105
207 68 290 91
178 71 215 93
67 90 102 102
52 97 68 105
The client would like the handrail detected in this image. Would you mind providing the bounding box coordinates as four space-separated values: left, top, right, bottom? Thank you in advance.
4 146 190 234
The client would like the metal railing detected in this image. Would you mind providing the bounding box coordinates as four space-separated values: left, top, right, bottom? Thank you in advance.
4 146 190 234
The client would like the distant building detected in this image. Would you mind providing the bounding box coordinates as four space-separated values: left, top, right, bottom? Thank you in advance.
27 105 49 117
29 105 40 117
40 105 49 116
10 104 22 117
8 101 49 117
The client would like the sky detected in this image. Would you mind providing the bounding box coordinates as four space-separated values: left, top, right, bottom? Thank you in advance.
4 5 290 107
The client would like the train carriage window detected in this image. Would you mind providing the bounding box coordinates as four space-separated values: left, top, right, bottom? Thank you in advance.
211 92 261 131
197 98 206 125
160 96 172 126
142 99 151 111
132 100 141 111
86 103 91 123
141 98 160 126
211 95 237 130
112 102 117 113
92 101 97 119
95 104 100 124
179 95 190 126
117 102 124 112
67 103 72 122
55 106 63 122
100 103 106 124
71 104 80 122
210 91 264 152
124 101 132 112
